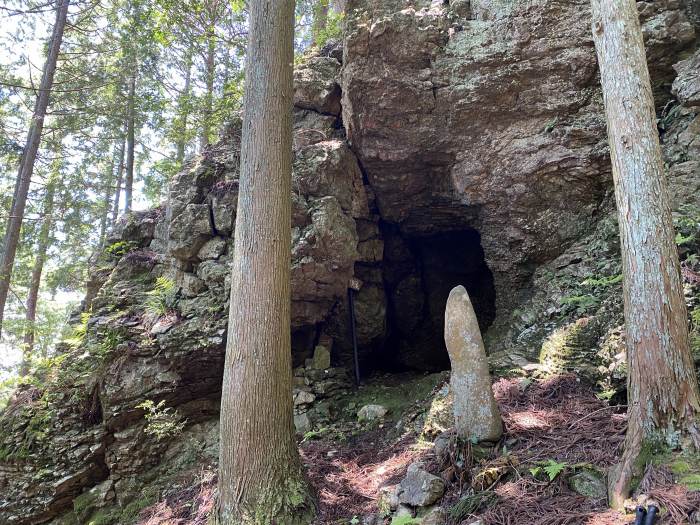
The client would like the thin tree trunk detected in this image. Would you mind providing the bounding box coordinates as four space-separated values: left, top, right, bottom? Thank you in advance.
312 0 329 47
200 34 215 151
125 73 136 213
21 173 58 374
217 0 315 523
330 0 345 13
112 132 126 224
176 52 193 166
98 143 119 246
591 0 700 508
0 0 70 339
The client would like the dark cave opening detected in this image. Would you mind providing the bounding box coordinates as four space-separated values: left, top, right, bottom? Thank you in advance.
374 225 496 373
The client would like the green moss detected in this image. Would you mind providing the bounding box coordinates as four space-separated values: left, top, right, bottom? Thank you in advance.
538 318 603 378
86 509 121 525
390 517 421 525
119 487 160 523
680 473 700 490
339 373 445 424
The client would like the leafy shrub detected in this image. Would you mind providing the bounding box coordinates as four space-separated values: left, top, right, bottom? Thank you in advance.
135 400 186 440
105 241 135 257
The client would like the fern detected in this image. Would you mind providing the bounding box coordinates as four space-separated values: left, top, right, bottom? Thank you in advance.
145 276 177 316
530 459 567 481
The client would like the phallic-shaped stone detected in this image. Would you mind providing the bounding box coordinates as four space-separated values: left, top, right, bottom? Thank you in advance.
444 285 502 442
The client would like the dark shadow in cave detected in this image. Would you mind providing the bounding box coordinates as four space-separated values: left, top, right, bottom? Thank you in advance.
372 224 496 373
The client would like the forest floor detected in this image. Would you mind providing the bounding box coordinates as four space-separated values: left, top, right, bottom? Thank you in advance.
136 373 700 525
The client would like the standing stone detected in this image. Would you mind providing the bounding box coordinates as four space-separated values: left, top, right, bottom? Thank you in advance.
444 285 502 441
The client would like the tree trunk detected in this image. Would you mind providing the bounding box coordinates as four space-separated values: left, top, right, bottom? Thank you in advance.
98 143 119 246
176 52 193 166
217 1 315 523
21 173 57 374
125 73 136 213
330 0 345 13
112 132 126 224
200 34 216 151
591 0 700 508
0 0 70 339
312 0 329 47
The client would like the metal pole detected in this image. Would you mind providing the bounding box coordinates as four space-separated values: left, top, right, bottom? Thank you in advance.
348 288 360 386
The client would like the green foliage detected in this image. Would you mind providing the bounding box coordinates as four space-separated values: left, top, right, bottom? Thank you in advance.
135 399 186 440
63 311 91 349
390 517 421 525
301 427 329 443
449 491 497 521
674 204 700 251
314 10 344 49
105 241 135 258
530 459 568 481
144 276 177 316
581 274 622 288
560 294 599 314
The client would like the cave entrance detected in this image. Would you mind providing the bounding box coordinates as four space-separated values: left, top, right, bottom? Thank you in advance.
376 226 496 372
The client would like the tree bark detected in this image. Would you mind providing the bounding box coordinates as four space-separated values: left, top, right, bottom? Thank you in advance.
175 52 193 166
98 143 119 246
111 132 126 224
200 34 216 151
0 0 70 339
125 73 136 213
590 0 700 508
21 173 58 374
217 1 315 523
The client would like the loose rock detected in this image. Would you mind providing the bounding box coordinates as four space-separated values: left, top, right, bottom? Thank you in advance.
358 404 388 421
398 462 446 507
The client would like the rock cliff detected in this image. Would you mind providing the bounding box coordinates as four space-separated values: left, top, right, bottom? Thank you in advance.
1 1 700 523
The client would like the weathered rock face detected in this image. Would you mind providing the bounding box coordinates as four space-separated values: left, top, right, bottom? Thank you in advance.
1 1 700 523
341 0 694 313
445 286 502 442
673 48 700 107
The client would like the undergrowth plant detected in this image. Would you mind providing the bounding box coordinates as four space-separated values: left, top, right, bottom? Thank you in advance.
530 459 568 481
136 400 186 440
144 277 177 316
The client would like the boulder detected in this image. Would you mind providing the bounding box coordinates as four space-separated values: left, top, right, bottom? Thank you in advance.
420 506 448 525
168 203 213 261
673 49 700 106
397 462 446 507
294 56 342 115
444 286 502 442
197 237 227 260
568 469 606 499
357 404 388 421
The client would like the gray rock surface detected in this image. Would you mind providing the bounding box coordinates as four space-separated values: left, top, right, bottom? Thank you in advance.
294 56 342 115
357 404 388 421
342 0 694 314
673 49 700 106
397 462 446 507
568 469 607 499
445 286 502 442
